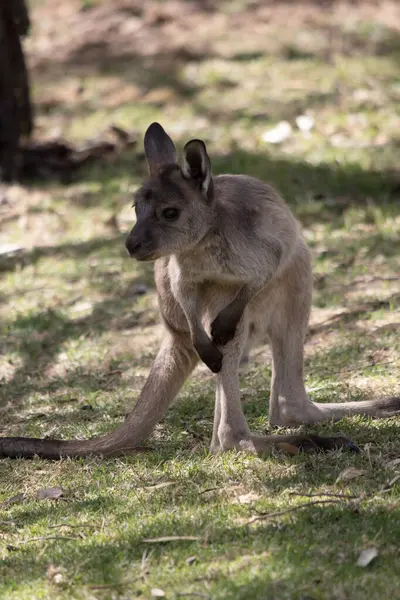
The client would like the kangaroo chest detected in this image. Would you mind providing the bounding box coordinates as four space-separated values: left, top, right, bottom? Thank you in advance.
167 253 248 289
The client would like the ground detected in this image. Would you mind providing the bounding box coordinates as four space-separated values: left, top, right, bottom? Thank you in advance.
0 1 399 599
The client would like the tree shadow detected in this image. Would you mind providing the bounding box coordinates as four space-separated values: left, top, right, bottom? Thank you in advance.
34 1 400 80
70 145 400 233
0 234 155 420
0 234 154 286
307 292 400 339
211 150 399 211
2 496 399 596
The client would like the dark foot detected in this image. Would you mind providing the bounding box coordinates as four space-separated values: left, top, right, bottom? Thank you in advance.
283 434 360 454
195 341 223 373
211 313 238 346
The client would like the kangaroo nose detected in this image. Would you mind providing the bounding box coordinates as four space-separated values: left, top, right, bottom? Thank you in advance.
125 237 142 256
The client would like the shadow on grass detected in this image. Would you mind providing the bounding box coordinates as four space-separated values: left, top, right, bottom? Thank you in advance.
23 1 400 197
34 1 400 94
307 292 400 339
2 495 400 595
71 146 400 214
25 0 400 199
0 247 155 419
211 150 400 212
0 234 124 273
0 231 156 295
17 144 398 222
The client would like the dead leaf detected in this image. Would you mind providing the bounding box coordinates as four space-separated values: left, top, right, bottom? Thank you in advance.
336 468 366 484
295 114 314 132
384 474 400 490
385 458 400 469
47 564 64 585
235 492 260 505
36 487 64 500
186 556 197 566
357 547 378 567
143 481 178 491
106 369 123 377
261 121 292 144
151 588 166 597
373 323 400 336
143 536 200 543
0 243 23 256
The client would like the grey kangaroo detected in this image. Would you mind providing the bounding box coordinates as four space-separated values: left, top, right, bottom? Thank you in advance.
1 122 399 459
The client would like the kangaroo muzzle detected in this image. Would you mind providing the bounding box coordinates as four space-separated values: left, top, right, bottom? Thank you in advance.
125 230 155 261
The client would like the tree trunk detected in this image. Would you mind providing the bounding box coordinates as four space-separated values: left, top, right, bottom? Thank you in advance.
0 0 33 182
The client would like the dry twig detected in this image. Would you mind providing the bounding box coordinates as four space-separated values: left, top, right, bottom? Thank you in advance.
288 492 361 500
88 577 142 590
20 535 79 543
247 498 352 525
176 593 211 599
48 523 96 530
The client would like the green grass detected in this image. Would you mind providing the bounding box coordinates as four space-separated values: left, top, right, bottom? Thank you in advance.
1 1 400 598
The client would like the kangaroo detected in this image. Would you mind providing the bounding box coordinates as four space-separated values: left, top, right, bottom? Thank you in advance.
0 122 399 460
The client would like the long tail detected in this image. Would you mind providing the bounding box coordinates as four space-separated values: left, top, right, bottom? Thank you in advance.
0 423 150 460
0 393 174 459
313 395 400 422
0 334 199 460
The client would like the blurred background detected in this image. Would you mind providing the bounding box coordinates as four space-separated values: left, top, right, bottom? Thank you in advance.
1 1 400 229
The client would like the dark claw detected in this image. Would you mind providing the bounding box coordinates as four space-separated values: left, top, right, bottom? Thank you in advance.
195 342 223 373
211 315 237 346
295 434 361 454
339 438 361 453
206 353 223 374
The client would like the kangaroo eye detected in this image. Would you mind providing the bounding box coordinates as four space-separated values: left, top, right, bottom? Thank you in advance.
162 207 180 221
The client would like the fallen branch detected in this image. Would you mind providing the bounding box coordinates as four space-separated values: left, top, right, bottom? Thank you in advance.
88 577 142 590
48 523 96 530
19 535 79 543
341 275 399 289
288 492 361 500
15 125 138 182
199 487 220 495
142 536 200 543
176 593 211 599
246 498 351 526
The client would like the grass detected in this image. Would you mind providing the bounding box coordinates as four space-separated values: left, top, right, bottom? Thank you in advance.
1 1 400 598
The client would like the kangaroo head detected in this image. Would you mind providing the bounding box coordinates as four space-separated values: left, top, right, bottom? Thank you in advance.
125 122 214 261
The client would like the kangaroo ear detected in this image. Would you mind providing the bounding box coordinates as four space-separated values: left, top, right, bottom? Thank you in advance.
182 139 212 198
144 122 177 176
